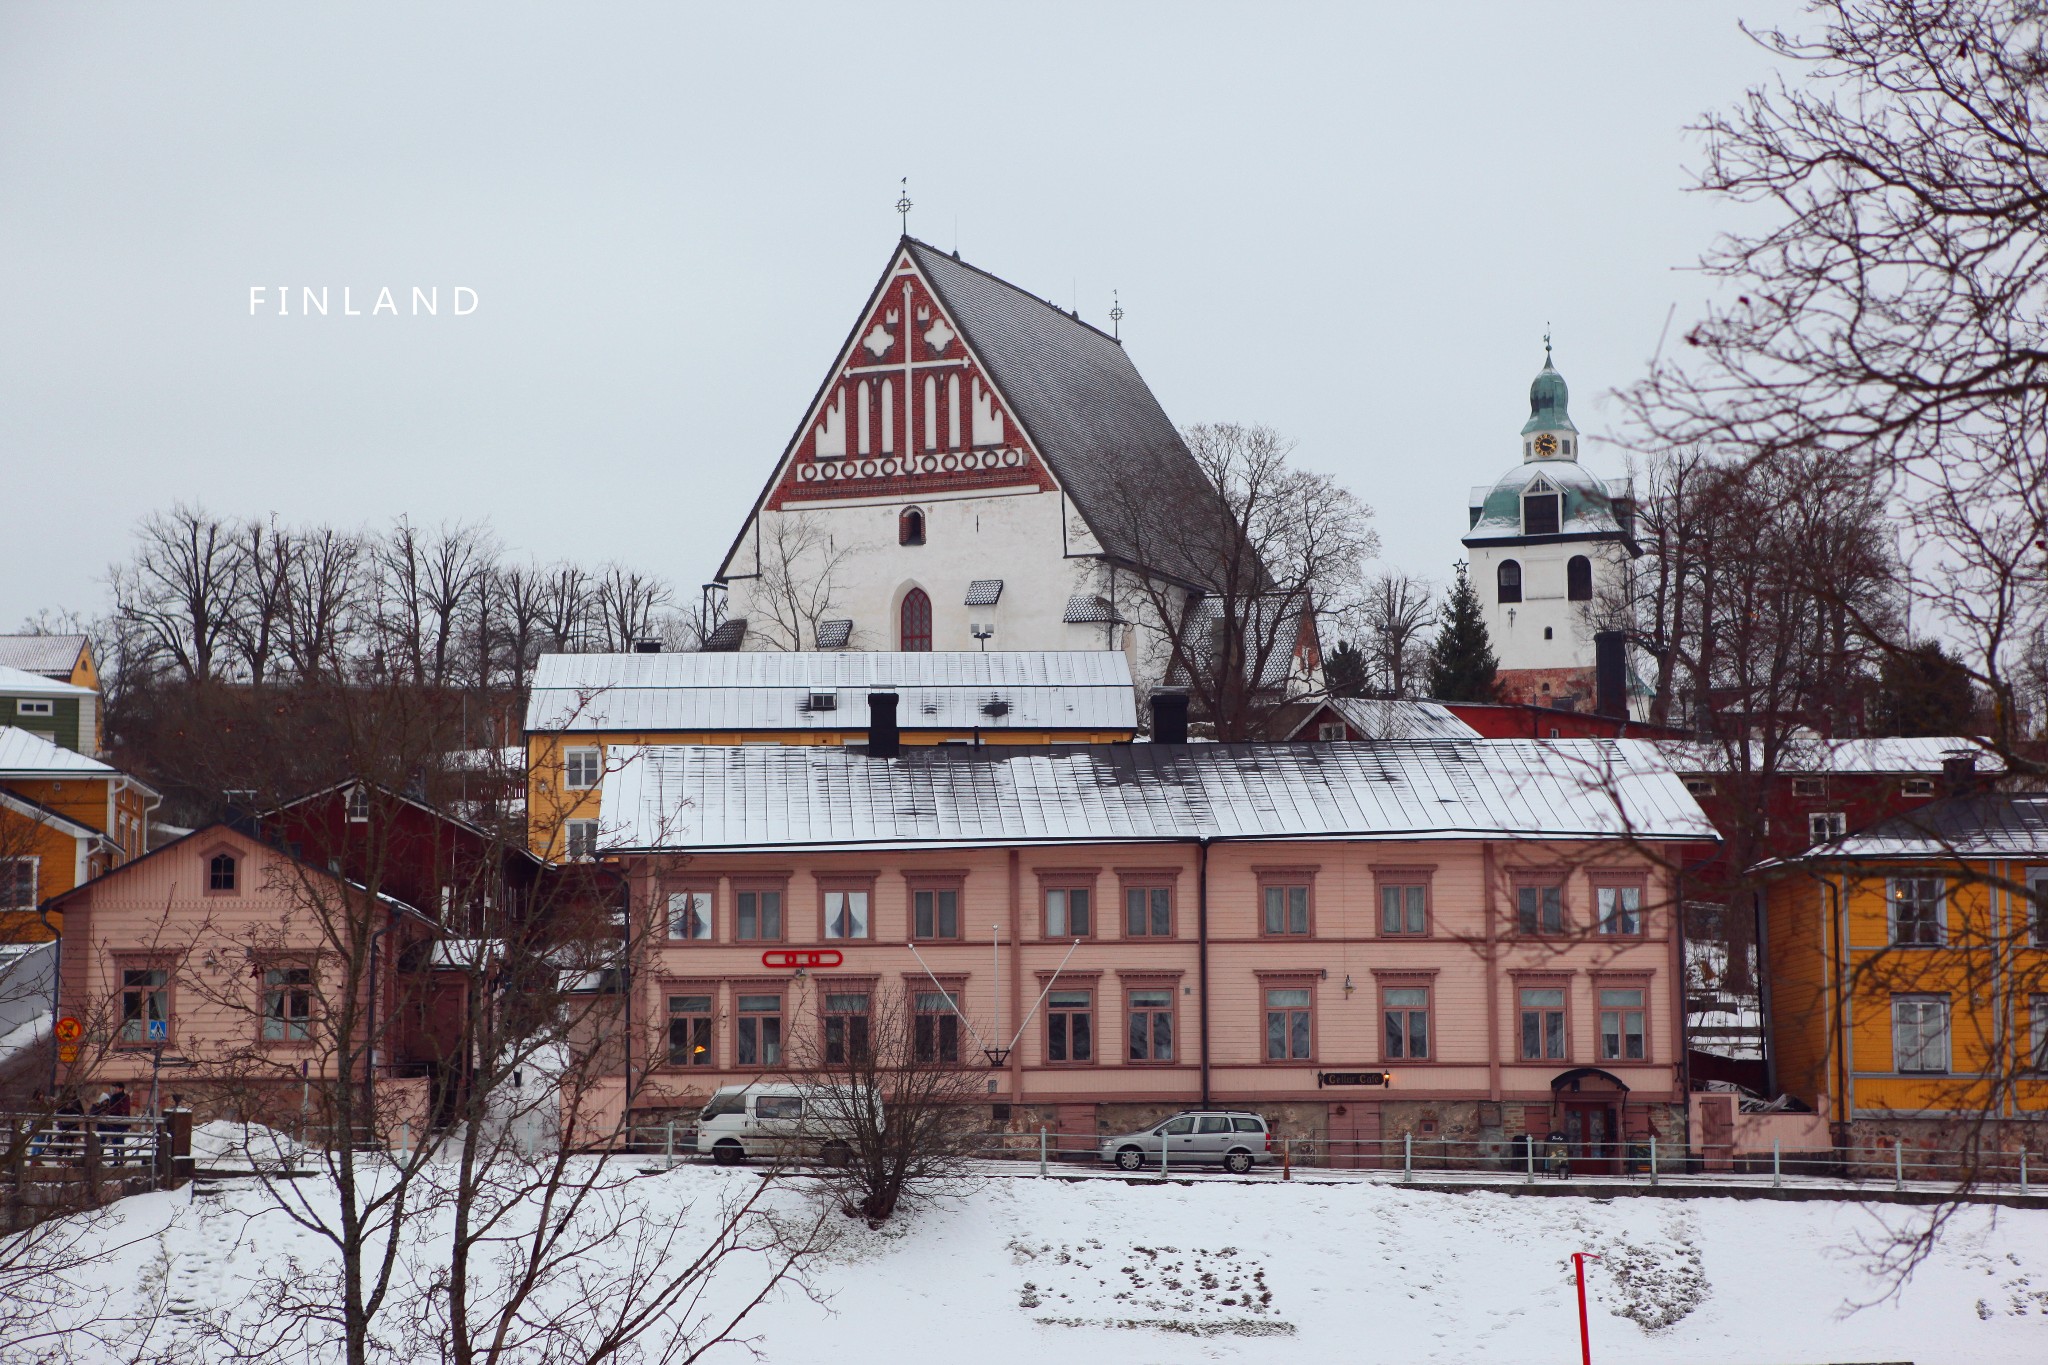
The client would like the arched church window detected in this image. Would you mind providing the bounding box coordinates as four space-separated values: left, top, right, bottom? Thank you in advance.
1567 555 1593 601
1497 560 1523 604
900 588 933 652
899 507 926 546
1522 491 1561 536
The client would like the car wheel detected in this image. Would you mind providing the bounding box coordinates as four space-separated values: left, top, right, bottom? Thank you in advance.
821 1139 852 1168
1223 1149 1254 1175
712 1139 744 1167
1115 1146 1146 1171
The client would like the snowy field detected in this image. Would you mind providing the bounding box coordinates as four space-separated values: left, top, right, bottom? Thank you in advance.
33 1161 2048 1364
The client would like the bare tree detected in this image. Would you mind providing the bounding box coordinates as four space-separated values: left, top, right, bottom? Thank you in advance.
491 562 553 692
282 526 366 682
225 517 296 687
749 512 861 652
1096 423 1378 739
1356 570 1435 698
590 565 673 653
1626 0 2046 775
538 564 594 654
110 505 242 685
778 985 983 1224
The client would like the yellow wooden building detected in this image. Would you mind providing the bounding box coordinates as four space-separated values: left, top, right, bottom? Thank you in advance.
0 725 158 940
1760 791 2047 1139
523 651 1138 859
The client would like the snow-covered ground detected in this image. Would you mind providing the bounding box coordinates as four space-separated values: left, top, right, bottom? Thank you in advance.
33 1162 2048 1363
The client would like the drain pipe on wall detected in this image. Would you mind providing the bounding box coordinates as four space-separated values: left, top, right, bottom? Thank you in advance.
1197 837 1211 1108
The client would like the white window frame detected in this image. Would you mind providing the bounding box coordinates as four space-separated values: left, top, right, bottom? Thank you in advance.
1902 777 1936 797
1891 995 1950 1074
2031 994 2048 1074
346 785 369 822
1316 721 1347 742
564 819 600 861
15 699 53 717
1 857 37 911
2028 869 2048 949
1886 875 1946 947
1807 812 1846 845
564 747 602 791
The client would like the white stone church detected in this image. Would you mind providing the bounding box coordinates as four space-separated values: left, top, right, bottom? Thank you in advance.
709 236 1319 697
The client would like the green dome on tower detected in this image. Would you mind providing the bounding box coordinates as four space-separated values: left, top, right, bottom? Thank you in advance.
1519 342 1577 437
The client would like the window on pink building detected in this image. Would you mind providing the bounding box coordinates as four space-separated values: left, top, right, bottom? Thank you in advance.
1126 988 1174 1063
1264 986 1313 1061
1123 884 1173 937
823 992 871 1065
1594 883 1644 935
261 966 313 1042
1599 988 1647 1061
1047 989 1093 1063
1515 882 1564 935
915 991 961 1064
668 995 714 1067
667 889 713 941
1519 987 1567 1060
735 993 782 1067
1382 985 1430 1060
733 884 783 941
208 854 237 892
119 967 170 1046
1044 884 1092 938
1380 884 1427 936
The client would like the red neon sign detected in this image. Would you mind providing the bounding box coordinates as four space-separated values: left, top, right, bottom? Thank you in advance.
761 949 844 970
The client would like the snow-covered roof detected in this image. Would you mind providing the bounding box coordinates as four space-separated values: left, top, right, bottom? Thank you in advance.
0 635 88 679
525 651 1138 734
1656 736 2000 776
1777 792 2048 863
0 725 115 776
1289 698 1484 741
598 739 1716 853
0 665 94 699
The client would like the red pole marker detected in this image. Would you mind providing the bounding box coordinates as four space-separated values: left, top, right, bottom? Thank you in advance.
1573 1252 1603 1365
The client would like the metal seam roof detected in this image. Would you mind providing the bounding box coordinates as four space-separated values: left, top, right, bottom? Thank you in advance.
600 739 1716 852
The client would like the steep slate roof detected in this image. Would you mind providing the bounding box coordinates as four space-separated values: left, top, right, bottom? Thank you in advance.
600 739 1716 852
525 650 1138 734
900 240 1227 589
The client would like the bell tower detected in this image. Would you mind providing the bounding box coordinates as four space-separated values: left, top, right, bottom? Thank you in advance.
1461 342 1638 712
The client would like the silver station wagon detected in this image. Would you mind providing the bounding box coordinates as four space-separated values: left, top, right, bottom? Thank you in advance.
1099 1110 1273 1174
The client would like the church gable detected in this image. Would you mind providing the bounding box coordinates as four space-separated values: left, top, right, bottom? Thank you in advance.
763 248 1058 511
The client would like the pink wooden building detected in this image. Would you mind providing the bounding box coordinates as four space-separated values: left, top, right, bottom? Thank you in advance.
595 735 1716 1165
51 823 443 1123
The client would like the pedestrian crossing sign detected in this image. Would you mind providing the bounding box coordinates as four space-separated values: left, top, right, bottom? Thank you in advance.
148 1019 167 1042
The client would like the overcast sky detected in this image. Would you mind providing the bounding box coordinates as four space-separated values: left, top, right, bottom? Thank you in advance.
0 1 1804 631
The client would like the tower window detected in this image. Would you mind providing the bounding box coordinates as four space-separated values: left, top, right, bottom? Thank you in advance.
898 507 926 546
1567 555 1593 601
900 588 933 652
1523 492 1561 536
1497 560 1522 604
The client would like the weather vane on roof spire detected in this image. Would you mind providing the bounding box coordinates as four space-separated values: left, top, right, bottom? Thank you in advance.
1109 289 1123 340
1544 325 1553 364
896 178 912 236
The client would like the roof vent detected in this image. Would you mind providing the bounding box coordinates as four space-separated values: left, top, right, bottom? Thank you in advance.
632 638 662 654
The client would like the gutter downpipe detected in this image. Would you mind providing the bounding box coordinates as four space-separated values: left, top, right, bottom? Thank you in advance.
1198 837 1211 1108
1483 842 1500 1101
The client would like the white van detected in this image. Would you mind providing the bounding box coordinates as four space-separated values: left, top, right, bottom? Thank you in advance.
695 1084 874 1166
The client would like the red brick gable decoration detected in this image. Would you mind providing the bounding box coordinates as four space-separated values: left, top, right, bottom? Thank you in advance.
765 252 1058 509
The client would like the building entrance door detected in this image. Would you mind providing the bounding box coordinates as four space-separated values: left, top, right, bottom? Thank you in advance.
1562 1101 1618 1175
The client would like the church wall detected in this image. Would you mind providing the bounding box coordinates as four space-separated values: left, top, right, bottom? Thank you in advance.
1468 539 1626 679
726 488 1124 660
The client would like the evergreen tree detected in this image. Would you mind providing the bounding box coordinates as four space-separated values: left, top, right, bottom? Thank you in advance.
1875 641 1977 736
1324 640 1370 698
1425 563 1497 702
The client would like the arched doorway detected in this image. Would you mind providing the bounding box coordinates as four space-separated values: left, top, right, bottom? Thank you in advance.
899 587 932 651
1549 1067 1630 1175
